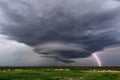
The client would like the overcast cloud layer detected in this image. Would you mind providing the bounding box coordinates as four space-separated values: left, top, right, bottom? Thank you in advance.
0 0 120 63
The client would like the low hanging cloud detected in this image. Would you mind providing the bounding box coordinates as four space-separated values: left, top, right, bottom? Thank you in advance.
34 42 88 63
0 0 120 63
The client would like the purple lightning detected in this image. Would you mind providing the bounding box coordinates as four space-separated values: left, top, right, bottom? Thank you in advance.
92 52 102 67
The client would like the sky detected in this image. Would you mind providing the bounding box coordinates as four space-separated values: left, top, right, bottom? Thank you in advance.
0 0 120 66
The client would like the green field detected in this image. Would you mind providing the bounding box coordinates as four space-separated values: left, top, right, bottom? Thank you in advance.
0 67 120 80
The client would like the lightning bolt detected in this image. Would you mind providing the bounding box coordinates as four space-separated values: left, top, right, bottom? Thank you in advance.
93 53 102 67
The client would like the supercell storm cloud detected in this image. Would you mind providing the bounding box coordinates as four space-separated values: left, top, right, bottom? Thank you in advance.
0 0 120 63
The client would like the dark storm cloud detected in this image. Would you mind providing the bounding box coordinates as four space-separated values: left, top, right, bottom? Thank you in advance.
0 0 120 63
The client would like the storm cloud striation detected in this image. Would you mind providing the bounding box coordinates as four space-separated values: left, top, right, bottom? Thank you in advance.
0 0 120 63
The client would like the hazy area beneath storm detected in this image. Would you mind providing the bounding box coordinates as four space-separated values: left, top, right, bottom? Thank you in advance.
0 0 120 63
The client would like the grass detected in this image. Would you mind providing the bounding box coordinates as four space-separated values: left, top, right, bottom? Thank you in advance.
0 67 120 80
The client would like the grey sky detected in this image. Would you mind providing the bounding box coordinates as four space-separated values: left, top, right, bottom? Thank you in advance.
0 0 120 66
